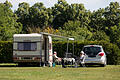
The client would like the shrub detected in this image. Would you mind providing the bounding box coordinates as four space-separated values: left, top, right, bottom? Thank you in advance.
0 41 13 63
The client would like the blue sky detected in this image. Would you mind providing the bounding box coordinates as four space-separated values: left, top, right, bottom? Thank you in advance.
0 0 120 11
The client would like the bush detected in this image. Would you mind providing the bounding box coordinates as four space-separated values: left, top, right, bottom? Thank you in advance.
0 41 13 63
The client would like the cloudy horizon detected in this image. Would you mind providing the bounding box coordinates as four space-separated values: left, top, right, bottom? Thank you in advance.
0 0 120 11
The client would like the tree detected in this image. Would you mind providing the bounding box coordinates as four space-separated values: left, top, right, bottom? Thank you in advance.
90 31 110 42
46 8 54 26
52 0 69 29
59 20 92 41
0 1 22 41
89 8 105 31
29 2 49 28
103 2 120 43
52 0 91 29
15 2 30 32
108 25 120 43
104 2 120 27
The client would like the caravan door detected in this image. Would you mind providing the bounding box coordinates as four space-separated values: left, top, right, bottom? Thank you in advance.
43 35 53 67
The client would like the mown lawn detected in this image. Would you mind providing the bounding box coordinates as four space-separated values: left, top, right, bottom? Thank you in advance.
0 65 120 80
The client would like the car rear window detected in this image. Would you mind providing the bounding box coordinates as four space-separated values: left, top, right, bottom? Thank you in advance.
83 46 101 56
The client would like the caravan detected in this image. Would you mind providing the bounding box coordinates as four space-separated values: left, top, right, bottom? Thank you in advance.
13 33 53 66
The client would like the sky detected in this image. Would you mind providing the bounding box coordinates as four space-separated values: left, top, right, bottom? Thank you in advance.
0 0 120 11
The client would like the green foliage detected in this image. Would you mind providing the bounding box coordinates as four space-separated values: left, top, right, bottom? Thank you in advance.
108 25 120 43
90 8 105 31
15 2 30 32
29 2 49 28
90 31 110 42
59 20 92 41
14 1 120 46
0 41 13 63
52 0 69 28
104 2 120 27
63 20 80 30
15 2 50 32
0 1 22 40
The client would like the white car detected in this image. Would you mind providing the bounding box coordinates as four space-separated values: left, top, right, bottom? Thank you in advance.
82 45 107 67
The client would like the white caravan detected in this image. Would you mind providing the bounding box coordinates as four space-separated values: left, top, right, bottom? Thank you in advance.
13 33 53 67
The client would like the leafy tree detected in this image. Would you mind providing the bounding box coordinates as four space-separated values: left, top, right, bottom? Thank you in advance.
46 8 54 26
66 3 91 29
4 0 120 46
52 0 91 30
103 2 120 43
0 1 22 40
90 31 110 42
66 3 86 21
59 21 92 41
104 2 120 27
89 8 105 31
15 2 30 32
108 25 120 43
52 0 69 29
15 2 50 32
29 2 49 28
63 20 80 30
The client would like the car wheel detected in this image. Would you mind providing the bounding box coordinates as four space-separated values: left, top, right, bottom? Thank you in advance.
100 64 105 67
100 60 107 67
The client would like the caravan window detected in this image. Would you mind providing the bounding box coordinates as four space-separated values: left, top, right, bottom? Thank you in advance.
18 42 37 51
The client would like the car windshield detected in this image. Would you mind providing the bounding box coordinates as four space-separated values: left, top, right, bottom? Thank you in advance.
83 46 101 56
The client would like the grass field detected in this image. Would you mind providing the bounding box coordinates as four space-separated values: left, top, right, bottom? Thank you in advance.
0 64 120 80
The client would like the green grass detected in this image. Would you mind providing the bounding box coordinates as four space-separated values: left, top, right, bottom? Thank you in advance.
0 63 17 66
0 65 120 80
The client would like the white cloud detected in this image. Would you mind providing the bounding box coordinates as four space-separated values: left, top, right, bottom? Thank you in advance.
0 0 120 11
66 0 111 11
4 0 58 10
0 0 6 3
115 0 120 3
66 0 120 11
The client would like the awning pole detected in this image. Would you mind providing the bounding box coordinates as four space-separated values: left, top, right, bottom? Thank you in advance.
66 39 69 58
73 42 74 56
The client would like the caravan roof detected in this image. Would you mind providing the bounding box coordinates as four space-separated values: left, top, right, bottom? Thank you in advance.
13 33 42 37
13 33 42 42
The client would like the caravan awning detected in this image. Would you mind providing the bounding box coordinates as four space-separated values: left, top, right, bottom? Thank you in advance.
40 32 74 41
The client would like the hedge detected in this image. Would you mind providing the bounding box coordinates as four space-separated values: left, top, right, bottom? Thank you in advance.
0 41 120 65
53 41 120 65
0 41 13 63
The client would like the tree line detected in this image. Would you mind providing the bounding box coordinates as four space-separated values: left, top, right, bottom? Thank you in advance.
0 0 120 47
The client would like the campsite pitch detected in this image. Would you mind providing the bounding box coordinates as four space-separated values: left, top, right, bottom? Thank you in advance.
0 65 119 80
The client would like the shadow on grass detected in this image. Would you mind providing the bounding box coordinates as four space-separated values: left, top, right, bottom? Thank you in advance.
61 64 103 68
0 63 104 68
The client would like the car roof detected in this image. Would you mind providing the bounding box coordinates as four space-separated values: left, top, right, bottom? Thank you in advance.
84 45 102 47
